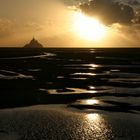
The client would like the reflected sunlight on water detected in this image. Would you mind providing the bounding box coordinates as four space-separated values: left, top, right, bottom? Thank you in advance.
70 73 96 76
89 64 100 68
74 99 100 105
75 99 100 105
87 90 97 94
86 113 101 122
83 113 113 139
0 48 139 139
88 86 95 90
85 99 99 105
82 64 100 69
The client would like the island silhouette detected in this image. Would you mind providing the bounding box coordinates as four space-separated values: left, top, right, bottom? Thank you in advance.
24 38 44 48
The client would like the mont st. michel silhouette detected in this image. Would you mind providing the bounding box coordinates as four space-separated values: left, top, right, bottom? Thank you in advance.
24 38 44 48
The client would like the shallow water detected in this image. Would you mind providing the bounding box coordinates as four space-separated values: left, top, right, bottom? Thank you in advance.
0 48 140 139
0 48 140 112
0 105 140 140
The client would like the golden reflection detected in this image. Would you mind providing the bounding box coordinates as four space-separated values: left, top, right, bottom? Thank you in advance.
86 99 99 105
89 86 95 90
80 99 99 105
89 64 100 68
86 113 101 121
90 49 95 53
71 72 96 76
73 12 107 41
83 113 112 139
88 91 97 93
82 64 100 70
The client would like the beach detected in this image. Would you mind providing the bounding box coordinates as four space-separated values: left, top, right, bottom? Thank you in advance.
0 105 140 140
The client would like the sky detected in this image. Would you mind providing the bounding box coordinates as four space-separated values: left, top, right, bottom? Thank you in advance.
0 0 140 47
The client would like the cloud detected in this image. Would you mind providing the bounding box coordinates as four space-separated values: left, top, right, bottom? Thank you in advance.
110 23 140 46
79 0 135 25
0 18 15 38
113 23 140 37
128 0 140 5
0 0 73 46
24 22 43 32
0 0 140 47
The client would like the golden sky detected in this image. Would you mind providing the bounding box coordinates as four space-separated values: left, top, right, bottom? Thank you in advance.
0 0 140 47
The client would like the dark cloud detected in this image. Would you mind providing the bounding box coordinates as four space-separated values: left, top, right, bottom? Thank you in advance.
79 0 135 24
111 23 140 45
128 0 140 6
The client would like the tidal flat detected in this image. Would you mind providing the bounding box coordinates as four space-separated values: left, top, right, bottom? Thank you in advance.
0 48 140 139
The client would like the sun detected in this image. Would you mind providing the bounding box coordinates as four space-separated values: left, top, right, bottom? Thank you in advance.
73 12 107 41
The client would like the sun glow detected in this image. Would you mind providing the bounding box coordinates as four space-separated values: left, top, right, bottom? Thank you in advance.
73 12 107 41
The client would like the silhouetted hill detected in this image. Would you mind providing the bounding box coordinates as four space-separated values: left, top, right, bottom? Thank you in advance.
24 38 44 48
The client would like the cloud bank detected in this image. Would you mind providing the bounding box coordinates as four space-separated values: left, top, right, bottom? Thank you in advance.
79 0 135 25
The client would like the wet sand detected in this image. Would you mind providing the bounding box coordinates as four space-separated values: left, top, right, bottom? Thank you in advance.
0 48 140 139
0 105 140 140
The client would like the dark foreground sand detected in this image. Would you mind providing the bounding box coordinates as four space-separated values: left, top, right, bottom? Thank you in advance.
0 105 140 140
